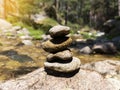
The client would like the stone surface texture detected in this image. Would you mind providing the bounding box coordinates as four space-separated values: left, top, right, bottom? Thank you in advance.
42 37 72 53
49 25 70 38
0 60 120 90
43 25 81 73
45 57 81 72
93 42 117 54
47 50 72 61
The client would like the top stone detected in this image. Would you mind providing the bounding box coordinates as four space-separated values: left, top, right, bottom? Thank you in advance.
49 25 70 38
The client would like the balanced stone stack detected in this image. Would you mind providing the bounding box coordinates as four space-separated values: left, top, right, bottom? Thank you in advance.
42 25 81 73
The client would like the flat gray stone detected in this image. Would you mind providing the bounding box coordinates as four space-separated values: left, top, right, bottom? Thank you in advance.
93 42 117 54
49 25 70 38
44 57 81 72
80 46 93 54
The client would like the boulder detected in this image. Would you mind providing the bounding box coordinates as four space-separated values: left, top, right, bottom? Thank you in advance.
0 60 120 90
103 19 116 34
47 50 72 62
42 37 72 53
44 57 81 72
0 19 12 30
93 42 117 54
103 19 120 37
112 36 120 50
81 60 120 77
49 25 70 38
80 46 93 54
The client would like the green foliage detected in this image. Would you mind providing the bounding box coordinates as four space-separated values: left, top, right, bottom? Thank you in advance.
17 0 41 15
40 18 58 26
0 43 3 46
13 22 44 40
67 22 81 34
6 0 119 37
115 16 120 20
29 29 44 40
80 32 96 39
13 17 58 40
6 16 19 23
37 18 58 34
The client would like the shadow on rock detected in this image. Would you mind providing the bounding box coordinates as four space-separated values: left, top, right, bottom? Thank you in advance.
45 67 80 78
12 66 39 77
0 50 33 62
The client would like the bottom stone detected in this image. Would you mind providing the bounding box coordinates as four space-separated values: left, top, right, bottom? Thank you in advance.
44 57 81 72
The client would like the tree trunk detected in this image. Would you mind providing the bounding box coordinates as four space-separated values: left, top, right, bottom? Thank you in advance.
118 0 120 16
54 0 59 11
3 0 7 19
65 2 68 25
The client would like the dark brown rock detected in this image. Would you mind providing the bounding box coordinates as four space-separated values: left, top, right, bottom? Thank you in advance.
42 37 72 53
93 42 117 54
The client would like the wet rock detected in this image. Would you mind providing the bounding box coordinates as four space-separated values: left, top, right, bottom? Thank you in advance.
86 39 95 45
49 25 70 38
112 36 120 50
93 42 117 54
42 37 72 53
80 46 93 54
44 57 81 72
47 50 72 62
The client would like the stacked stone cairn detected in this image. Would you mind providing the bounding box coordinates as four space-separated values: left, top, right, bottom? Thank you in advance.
42 25 81 73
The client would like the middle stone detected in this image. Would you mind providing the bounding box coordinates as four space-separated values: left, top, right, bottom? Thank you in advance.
42 37 72 53
47 50 72 62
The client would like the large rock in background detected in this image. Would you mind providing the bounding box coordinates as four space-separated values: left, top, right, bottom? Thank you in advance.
103 19 120 37
81 60 120 76
0 19 12 30
93 42 117 54
0 19 33 45
80 46 93 54
0 60 120 90
112 36 120 50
